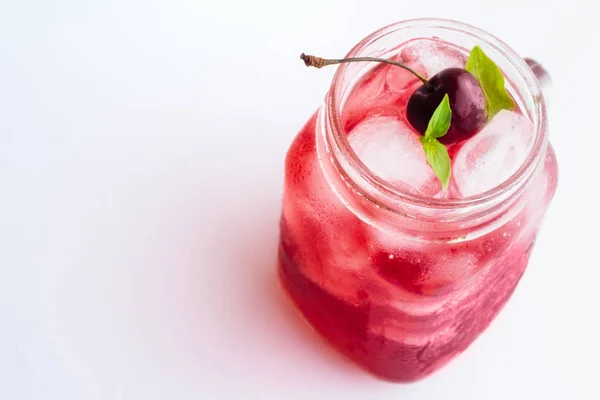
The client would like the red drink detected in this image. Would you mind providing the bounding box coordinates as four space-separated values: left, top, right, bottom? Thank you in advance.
278 19 558 382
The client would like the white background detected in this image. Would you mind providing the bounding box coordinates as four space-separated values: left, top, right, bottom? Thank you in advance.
1 1 598 399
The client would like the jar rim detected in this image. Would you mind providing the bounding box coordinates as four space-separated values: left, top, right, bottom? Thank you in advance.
326 18 548 210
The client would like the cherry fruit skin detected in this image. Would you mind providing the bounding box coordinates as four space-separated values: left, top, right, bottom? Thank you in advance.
406 68 487 145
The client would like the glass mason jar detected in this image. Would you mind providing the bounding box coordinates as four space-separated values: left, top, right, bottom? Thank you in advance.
278 18 558 382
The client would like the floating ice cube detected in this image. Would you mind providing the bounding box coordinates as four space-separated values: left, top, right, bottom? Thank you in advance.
343 64 389 115
349 115 441 197
452 110 535 197
426 249 480 286
399 39 468 77
385 63 421 93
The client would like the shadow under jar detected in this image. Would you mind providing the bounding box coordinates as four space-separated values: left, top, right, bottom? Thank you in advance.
278 18 558 382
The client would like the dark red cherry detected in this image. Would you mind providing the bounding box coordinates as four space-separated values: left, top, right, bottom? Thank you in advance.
406 68 487 145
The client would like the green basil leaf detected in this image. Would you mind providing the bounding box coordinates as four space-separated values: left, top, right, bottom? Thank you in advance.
466 45 515 119
424 93 452 140
421 138 451 190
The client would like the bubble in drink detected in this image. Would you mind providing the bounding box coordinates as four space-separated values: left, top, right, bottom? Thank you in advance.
452 110 535 197
349 115 441 197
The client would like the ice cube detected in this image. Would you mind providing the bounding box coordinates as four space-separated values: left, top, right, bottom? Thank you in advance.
343 64 389 115
370 244 480 296
452 110 535 197
426 249 480 287
342 65 406 133
385 63 421 93
349 115 441 197
399 39 468 77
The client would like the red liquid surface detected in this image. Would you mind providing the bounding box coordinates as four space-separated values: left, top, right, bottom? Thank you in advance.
278 39 558 382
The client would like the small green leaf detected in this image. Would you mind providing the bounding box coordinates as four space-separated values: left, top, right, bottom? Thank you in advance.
419 94 452 189
466 45 515 119
421 138 451 190
424 94 452 140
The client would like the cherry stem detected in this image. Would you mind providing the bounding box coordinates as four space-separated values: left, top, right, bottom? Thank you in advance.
300 53 431 90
